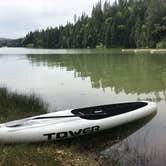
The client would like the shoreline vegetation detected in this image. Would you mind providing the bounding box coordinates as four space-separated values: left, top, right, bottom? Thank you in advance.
0 87 47 123
0 0 166 49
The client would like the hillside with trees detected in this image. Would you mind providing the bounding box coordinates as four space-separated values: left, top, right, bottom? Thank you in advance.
0 38 23 47
6 0 166 48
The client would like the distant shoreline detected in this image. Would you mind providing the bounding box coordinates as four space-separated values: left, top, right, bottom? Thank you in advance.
122 49 166 54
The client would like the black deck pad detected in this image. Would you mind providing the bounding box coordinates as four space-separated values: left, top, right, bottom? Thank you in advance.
71 102 148 120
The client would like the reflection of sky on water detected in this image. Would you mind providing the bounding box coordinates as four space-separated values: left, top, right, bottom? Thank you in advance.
0 50 166 163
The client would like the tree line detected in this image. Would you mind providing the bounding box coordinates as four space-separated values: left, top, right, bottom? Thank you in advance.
0 38 22 47
3 0 166 48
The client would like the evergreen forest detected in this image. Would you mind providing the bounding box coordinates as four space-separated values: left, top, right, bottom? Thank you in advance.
2 0 166 48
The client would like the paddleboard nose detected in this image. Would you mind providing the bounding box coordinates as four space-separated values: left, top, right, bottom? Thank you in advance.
142 101 157 112
149 101 158 113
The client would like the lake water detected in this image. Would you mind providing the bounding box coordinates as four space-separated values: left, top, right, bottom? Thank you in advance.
0 47 166 164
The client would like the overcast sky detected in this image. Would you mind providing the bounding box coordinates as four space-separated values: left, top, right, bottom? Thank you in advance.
0 0 114 39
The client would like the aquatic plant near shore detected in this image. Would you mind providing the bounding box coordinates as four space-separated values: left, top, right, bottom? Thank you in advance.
0 87 48 123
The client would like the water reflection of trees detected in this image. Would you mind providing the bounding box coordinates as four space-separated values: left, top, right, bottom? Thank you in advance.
27 53 166 97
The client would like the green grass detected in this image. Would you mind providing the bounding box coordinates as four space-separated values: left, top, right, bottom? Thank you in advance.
0 87 47 123
0 143 100 166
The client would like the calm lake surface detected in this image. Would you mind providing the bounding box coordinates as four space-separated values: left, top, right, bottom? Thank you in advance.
0 47 166 163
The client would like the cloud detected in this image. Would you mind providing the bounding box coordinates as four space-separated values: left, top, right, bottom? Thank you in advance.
0 0 114 38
